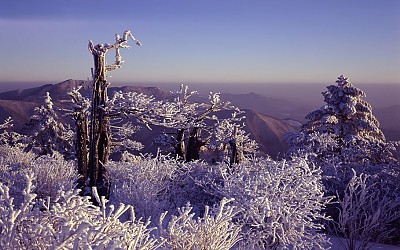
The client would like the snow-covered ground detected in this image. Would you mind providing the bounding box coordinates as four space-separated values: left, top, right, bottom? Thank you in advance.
328 235 400 250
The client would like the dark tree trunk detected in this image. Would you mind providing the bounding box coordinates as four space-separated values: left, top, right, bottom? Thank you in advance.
76 113 89 188
88 52 111 196
174 129 186 161
228 139 238 166
228 127 241 171
186 127 204 162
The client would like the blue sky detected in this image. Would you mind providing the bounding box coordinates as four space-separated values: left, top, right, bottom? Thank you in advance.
0 0 399 86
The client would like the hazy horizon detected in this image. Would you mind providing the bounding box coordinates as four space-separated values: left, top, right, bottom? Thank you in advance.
0 80 399 109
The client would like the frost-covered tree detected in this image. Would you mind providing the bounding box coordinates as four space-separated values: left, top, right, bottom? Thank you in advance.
64 87 161 186
24 92 74 157
105 90 177 153
65 74 187 192
87 30 141 194
154 84 253 163
286 75 400 246
207 113 258 165
286 75 396 166
154 85 222 161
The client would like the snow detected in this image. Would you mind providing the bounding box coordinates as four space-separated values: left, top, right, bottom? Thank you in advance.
328 235 400 250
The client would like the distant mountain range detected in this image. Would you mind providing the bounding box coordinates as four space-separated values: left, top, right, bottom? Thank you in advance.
0 79 398 159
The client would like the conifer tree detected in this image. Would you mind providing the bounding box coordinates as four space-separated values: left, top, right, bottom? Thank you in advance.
24 92 73 157
0 118 22 147
287 75 396 166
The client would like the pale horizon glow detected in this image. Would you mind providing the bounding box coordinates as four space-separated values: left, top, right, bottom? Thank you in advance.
0 1 399 86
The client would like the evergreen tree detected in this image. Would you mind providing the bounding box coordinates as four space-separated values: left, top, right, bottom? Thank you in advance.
24 92 73 157
287 75 396 166
0 117 28 149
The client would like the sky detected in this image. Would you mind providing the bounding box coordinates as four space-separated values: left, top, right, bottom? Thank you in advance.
0 0 399 87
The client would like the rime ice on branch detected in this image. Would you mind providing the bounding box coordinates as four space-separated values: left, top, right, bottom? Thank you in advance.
88 30 142 75
87 30 141 194
286 75 395 166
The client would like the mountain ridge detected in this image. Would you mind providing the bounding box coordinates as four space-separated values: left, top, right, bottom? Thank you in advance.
0 79 298 158
1 79 398 158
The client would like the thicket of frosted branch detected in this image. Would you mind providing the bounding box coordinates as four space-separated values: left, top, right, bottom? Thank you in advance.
198 157 332 249
0 145 338 249
330 169 400 249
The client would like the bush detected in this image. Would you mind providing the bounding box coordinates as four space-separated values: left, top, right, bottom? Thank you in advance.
0 172 162 249
0 146 36 203
199 157 332 249
0 146 79 202
30 153 79 199
158 198 242 249
0 171 242 249
330 169 400 249
107 153 179 220
107 154 218 222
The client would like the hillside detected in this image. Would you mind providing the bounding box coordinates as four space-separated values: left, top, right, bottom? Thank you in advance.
220 92 312 122
0 79 174 103
1 79 398 158
0 100 37 130
0 80 297 158
243 109 295 157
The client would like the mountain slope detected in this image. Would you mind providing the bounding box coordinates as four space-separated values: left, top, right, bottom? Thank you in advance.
0 79 174 102
244 109 295 158
0 100 37 130
220 92 313 122
0 80 307 158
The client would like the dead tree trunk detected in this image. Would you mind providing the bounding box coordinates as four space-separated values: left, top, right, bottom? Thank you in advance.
228 139 238 166
86 30 141 198
88 50 111 196
76 112 89 188
186 127 204 162
174 129 186 161
227 126 242 174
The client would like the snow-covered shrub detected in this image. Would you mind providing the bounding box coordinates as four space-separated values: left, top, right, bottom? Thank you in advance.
0 145 35 171
0 145 36 204
0 173 162 249
0 146 78 203
331 169 400 249
161 160 220 218
107 154 217 222
0 172 39 249
159 198 242 250
200 157 332 249
30 153 79 199
107 153 179 220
